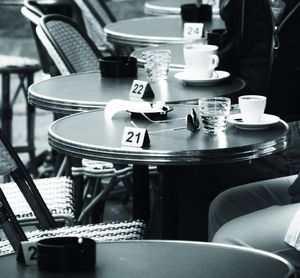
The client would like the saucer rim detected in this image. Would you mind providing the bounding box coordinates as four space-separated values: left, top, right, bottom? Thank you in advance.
228 113 280 130
174 70 230 84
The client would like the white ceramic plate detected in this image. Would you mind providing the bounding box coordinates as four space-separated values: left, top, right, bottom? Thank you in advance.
228 113 280 130
174 70 230 86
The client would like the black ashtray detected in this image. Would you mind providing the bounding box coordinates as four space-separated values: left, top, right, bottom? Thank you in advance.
181 4 212 22
207 28 225 45
129 104 173 121
99 56 137 77
37 237 96 272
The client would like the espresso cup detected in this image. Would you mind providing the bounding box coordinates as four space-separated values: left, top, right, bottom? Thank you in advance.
183 44 219 79
238 95 267 123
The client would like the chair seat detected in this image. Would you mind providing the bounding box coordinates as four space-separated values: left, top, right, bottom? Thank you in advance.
0 220 145 256
0 55 40 73
1 176 75 224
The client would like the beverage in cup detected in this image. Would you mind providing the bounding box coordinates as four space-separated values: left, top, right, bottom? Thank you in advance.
183 44 219 79
238 95 267 123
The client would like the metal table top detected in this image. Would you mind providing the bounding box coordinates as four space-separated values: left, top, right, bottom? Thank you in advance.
0 241 294 278
48 105 289 165
28 70 245 114
144 0 220 16
104 15 224 47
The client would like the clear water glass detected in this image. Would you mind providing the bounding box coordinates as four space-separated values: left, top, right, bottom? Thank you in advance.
198 97 231 134
143 49 171 82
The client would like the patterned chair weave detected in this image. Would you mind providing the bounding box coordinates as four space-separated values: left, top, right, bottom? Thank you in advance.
0 141 17 176
73 0 115 53
0 220 145 256
0 177 75 224
45 20 99 73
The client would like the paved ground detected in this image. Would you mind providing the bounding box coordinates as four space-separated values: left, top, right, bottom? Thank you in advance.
0 0 148 222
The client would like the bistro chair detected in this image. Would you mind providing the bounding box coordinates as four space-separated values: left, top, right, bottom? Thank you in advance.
0 128 145 255
0 54 40 178
35 14 134 222
73 0 133 56
21 0 60 78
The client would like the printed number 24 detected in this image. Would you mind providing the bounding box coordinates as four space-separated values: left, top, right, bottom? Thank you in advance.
187 27 200 35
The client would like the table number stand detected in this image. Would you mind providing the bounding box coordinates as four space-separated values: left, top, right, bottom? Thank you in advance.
121 127 150 148
129 80 154 99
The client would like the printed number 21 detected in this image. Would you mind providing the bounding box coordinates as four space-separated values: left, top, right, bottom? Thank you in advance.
28 246 37 261
126 131 141 143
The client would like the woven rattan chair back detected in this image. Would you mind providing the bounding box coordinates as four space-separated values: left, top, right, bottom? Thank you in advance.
0 129 57 230
0 129 145 255
21 0 60 77
36 14 101 75
73 0 133 55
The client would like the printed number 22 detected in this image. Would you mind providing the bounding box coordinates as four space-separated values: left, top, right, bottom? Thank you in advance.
132 84 144 94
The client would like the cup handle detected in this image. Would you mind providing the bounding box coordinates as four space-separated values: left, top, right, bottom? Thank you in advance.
210 54 219 70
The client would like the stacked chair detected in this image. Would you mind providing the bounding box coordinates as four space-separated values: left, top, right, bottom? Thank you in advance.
73 0 133 56
21 4 136 223
0 52 40 178
0 128 145 256
35 14 136 223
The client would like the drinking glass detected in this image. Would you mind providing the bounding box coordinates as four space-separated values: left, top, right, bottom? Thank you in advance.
198 97 231 134
143 49 171 82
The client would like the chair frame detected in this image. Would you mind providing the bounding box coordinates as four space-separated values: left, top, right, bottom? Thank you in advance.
37 14 102 74
0 128 145 253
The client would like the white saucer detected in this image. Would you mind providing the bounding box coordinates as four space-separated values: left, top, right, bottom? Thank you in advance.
228 114 280 130
174 70 230 86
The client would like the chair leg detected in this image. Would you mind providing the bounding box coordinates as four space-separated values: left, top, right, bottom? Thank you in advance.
25 72 38 177
1 73 12 143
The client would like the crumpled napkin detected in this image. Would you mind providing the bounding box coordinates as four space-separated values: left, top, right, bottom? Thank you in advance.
284 208 300 250
104 99 168 120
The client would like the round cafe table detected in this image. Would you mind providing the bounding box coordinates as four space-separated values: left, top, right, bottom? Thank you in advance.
48 105 289 222
104 16 224 47
28 70 245 114
144 0 220 16
0 241 294 277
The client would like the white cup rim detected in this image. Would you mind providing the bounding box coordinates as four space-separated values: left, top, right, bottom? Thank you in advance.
238 95 267 101
184 44 218 51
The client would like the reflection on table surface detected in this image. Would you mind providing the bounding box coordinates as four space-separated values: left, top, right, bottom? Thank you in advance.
144 0 220 16
28 70 245 114
48 105 288 165
0 241 294 278
104 16 224 47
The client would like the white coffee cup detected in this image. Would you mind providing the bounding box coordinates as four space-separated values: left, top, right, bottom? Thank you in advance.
238 95 267 123
183 44 219 79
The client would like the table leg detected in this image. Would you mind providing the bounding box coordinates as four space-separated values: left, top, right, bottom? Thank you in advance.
132 165 150 223
1 73 12 143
